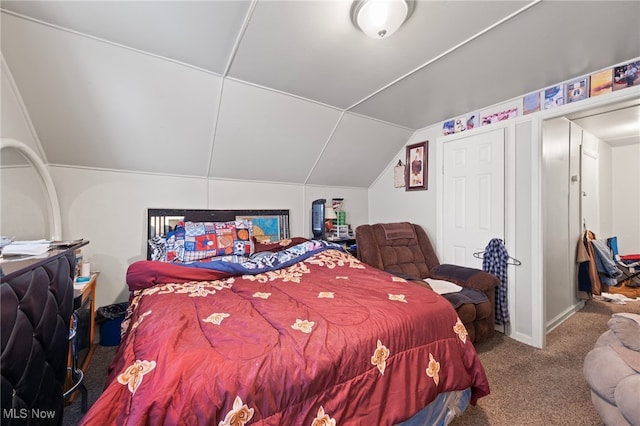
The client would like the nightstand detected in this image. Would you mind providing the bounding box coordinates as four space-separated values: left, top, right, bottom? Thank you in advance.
327 237 357 257
65 273 98 405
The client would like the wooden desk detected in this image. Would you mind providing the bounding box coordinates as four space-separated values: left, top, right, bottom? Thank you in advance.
326 237 357 257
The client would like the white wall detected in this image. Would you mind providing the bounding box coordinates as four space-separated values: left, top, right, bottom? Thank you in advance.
2 56 370 311
49 166 368 309
369 126 440 243
1 166 48 239
1 57 50 239
1 59 42 155
612 144 640 253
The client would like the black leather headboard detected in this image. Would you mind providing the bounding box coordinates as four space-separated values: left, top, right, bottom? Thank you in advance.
1 248 76 425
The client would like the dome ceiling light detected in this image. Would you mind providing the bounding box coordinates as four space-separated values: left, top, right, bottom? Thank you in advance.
351 0 415 39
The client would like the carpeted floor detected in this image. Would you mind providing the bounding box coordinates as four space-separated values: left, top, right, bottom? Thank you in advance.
63 298 639 425
63 345 118 426
450 297 640 426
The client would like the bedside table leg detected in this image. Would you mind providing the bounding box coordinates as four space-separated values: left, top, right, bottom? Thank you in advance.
64 312 90 413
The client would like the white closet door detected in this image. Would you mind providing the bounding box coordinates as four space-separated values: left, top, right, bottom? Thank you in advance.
442 129 506 269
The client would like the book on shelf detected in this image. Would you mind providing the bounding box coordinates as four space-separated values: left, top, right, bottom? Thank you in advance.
49 239 85 248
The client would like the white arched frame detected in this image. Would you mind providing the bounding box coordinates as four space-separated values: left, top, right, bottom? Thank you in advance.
1 138 62 240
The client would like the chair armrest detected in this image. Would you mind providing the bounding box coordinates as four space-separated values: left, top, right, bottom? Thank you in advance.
430 264 499 295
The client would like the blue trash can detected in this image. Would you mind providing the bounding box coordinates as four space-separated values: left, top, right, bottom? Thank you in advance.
96 302 128 346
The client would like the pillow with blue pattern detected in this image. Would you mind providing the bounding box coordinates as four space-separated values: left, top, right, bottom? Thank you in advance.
179 220 254 262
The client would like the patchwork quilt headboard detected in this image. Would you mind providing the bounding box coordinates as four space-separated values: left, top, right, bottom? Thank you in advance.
146 208 290 260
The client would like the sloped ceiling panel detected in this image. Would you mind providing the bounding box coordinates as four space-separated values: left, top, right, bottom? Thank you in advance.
352 1 640 128
1 61 42 165
1 0 251 74
2 13 221 176
230 0 528 110
1 1 639 189
307 113 414 187
210 79 342 183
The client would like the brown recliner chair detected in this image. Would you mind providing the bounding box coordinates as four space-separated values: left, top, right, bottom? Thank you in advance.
356 222 498 343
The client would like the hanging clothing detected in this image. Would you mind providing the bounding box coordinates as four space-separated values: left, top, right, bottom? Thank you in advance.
482 238 510 326
590 239 623 286
577 230 606 296
576 230 593 299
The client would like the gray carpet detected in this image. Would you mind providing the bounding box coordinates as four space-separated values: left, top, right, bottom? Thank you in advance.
63 345 118 426
450 298 639 426
63 298 639 425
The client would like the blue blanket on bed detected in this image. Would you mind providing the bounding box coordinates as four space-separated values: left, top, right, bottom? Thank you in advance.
185 240 345 274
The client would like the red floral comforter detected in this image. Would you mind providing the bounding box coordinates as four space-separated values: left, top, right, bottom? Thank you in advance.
80 249 489 425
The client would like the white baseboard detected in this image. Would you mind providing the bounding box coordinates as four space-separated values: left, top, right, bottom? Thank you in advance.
546 300 585 333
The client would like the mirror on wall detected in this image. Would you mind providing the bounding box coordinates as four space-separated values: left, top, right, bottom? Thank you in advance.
1 138 61 241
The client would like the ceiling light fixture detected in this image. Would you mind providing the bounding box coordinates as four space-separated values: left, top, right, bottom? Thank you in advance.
351 0 415 39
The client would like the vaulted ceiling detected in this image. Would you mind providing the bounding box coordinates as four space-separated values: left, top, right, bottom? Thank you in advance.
1 1 639 187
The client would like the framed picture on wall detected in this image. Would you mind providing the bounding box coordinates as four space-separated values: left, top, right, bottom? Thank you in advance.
589 68 613 97
566 77 589 103
405 141 428 191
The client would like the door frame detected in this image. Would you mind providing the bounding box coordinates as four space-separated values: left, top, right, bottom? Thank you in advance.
534 88 640 347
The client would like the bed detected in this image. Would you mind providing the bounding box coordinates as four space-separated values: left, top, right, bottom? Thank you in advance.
80 209 489 425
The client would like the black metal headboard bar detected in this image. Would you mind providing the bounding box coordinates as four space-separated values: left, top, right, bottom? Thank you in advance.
146 208 290 260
